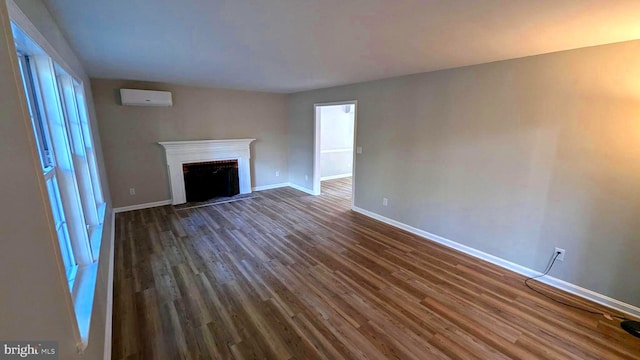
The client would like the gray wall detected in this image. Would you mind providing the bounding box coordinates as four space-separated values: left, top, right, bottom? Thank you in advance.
288 40 640 307
320 105 354 179
91 79 289 208
0 0 112 358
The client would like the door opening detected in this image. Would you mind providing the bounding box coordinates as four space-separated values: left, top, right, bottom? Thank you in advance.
313 101 357 205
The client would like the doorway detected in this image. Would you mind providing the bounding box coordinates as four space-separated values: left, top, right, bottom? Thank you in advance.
313 101 357 205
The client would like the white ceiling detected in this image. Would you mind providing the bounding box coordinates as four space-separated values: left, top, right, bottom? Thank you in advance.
44 0 640 93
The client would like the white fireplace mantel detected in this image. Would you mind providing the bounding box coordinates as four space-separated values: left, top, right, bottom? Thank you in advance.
159 139 255 205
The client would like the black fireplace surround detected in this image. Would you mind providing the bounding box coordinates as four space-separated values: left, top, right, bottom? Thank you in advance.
183 160 240 202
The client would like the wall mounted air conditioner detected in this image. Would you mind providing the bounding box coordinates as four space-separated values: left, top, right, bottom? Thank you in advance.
120 89 173 107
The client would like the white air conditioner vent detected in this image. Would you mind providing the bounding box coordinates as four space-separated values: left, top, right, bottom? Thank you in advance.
120 89 172 107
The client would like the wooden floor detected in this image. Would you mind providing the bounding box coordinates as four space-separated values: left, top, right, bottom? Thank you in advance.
113 177 640 359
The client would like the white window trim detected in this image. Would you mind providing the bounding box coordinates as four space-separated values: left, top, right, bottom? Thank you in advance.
73 81 105 206
8 0 105 351
30 54 94 265
56 69 101 246
6 0 83 80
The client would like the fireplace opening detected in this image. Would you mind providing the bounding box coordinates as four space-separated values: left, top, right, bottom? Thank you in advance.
183 160 239 202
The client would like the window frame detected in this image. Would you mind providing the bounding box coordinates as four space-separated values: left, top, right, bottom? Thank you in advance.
54 66 103 260
10 15 106 348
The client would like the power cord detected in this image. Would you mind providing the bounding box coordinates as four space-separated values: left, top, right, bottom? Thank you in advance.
524 251 631 321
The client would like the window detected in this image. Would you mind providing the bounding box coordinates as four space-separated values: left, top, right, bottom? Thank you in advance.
11 21 105 344
54 65 105 260
17 53 79 288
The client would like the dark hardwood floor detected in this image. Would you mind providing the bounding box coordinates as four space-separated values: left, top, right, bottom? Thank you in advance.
113 177 640 359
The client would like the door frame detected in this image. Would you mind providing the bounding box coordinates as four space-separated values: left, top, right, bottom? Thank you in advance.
313 100 357 207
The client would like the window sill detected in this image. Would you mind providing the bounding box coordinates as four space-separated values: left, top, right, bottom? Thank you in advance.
90 202 107 260
71 205 104 350
71 261 98 348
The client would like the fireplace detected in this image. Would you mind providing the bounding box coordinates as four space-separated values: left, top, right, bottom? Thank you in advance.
183 160 239 202
159 139 255 205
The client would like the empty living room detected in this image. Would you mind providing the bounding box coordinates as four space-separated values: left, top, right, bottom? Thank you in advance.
2 0 640 359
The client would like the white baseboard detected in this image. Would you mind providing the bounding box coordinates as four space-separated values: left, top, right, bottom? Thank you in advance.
113 199 172 213
252 182 289 191
351 206 640 318
287 182 315 195
321 173 352 181
104 211 115 360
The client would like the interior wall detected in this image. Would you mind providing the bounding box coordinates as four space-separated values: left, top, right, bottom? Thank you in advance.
288 39 640 307
320 105 354 179
91 79 289 208
0 0 113 359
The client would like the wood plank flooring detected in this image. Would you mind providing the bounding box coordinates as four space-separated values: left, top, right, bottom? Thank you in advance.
113 177 640 359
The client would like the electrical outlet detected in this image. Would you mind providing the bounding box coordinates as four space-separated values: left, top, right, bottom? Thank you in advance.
554 247 566 261
129 187 136 195
275 171 280 177
356 146 363 154
382 197 388 206
305 175 309 181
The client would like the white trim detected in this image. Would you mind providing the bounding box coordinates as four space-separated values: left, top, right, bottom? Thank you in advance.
287 182 315 195
321 173 352 181
7 5 85 348
313 106 322 196
113 200 171 213
351 103 358 210
320 148 352 154
313 100 358 200
252 182 289 191
6 0 83 81
351 206 640 318
104 211 115 360
72 262 98 350
313 100 357 107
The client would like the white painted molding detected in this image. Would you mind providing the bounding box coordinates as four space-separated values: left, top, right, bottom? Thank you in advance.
113 200 172 213
287 182 315 195
252 183 289 191
159 139 255 205
313 100 358 198
103 211 115 360
320 148 352 154
6 0 83 81
321 173 352 181
351 206 640 318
